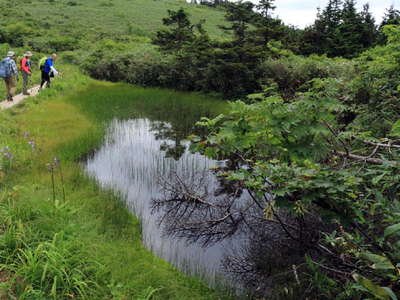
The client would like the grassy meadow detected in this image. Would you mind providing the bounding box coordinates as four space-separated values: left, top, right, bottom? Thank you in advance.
0 0 228 55
0 66 230 299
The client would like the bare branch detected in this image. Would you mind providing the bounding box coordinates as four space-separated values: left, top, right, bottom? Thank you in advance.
335 151 399 166
363 140 400 149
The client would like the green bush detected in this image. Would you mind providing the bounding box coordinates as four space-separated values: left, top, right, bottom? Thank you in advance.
1 23 35 47
262 55 354 99
28 36 80 53
83 42 172 87
61 51 81 64
66 0 79 6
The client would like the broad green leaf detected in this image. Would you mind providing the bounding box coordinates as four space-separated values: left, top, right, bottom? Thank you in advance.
353 274 397 300
382 287 398 300
390 120 400 137
361 253 395 270
384 223 400 238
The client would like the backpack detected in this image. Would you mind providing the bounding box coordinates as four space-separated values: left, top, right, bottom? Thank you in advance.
39 57 47 71
0 58 12 78
18 57 23 71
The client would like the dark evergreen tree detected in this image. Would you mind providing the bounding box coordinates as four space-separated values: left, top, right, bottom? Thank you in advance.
252 0 284 48
336 0 364 57
256 0 275 18
303 0 342 55
211 2 265 97
278 25 304 54
360 4 378 49
220 1 255 44
380 5 400 27
299 25 325 55
316 0 342 37
300 0 378 57
152 8 196 51
378 5 400 44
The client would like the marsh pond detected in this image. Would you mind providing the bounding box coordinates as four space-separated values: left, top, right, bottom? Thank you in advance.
83 92 251 290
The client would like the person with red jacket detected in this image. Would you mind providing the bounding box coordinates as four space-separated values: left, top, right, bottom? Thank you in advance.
21 51 32 95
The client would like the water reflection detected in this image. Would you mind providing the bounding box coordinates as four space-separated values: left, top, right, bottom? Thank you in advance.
85 118 238 285
150 121 187 160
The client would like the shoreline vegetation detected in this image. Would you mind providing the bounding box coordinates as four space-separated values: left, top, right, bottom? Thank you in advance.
0 67 231 299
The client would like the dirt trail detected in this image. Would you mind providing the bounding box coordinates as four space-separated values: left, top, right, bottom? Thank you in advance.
0 85 41 110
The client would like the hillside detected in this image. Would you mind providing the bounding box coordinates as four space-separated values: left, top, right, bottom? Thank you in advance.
0 0 227 53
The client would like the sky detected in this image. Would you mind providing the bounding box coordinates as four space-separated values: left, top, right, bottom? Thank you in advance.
271 0 400 28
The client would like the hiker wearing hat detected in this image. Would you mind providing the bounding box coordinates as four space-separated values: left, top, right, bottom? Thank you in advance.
40 53 59 89
21 51 33 95
0 51 19 102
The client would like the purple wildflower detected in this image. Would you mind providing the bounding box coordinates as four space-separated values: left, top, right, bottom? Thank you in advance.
0 146 9 153
46 163 53 172
23 132 30 139
28 140 36 150
3 152 13 160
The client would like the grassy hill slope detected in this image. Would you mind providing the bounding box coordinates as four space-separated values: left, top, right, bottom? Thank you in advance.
0 0 227 53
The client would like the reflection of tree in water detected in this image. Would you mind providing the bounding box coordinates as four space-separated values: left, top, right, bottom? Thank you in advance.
146 103 216 160
150 121 187 160
152 166 330 298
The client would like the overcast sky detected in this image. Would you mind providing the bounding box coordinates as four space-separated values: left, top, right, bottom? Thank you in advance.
271 0 400 28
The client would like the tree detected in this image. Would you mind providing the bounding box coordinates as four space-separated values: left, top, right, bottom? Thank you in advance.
252 0 284 49
300 0 378 57
152 8 197 52
336 0 364 57
360 3 378 49
220 1 256 44
317 0 342 36
304 0 343 55
380 5 400 27
378 5 400 44
256 0 275 18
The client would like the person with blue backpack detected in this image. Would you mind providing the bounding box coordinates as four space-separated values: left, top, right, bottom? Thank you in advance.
0 51 19 102
40 54 59 90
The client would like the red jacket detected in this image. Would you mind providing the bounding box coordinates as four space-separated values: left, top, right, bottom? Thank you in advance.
21 57 31 74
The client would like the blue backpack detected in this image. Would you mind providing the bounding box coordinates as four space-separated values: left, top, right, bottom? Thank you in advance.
0 58 12 78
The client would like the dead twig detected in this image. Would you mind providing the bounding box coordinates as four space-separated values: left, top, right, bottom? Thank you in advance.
335 151 399 166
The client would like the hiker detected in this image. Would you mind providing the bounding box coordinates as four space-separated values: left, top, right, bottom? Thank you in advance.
0 51 19 102
21 51 33 95
40 54 59 89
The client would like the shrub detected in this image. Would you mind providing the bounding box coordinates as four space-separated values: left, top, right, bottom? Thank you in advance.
28 36 79 53
66 0 79 6
262 55 354 99
99 1 114 7
82 41 172 87
1 23 35 47
61 51 81 64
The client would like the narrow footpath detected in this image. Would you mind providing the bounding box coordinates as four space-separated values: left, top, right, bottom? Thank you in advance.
0 85 40 110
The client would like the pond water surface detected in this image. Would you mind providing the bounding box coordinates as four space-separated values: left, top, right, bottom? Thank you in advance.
85 118 242 286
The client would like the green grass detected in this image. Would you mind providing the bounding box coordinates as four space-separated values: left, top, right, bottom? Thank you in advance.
0 67 230 299
0 0 227 45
